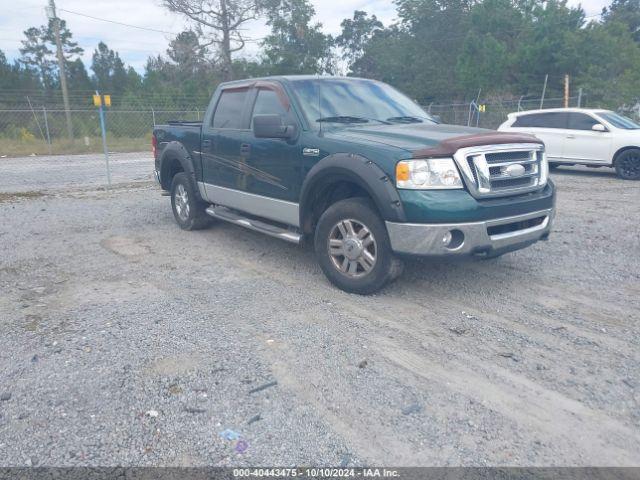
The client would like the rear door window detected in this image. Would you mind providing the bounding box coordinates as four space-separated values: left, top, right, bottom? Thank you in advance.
212 89 249 129
513 112 568 129
567 112 600 131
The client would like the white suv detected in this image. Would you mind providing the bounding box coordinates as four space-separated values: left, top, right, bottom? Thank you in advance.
498 108 640 180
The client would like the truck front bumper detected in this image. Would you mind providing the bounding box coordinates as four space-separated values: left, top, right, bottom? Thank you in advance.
386 208 554 257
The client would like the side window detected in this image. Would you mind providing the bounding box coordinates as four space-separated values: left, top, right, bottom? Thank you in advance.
251 89 292 125
567 113 600 131
212 89 248 129
512 114 535 127
513 112 567 129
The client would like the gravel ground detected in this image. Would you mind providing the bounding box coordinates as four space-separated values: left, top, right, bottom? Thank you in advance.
0 155 639 467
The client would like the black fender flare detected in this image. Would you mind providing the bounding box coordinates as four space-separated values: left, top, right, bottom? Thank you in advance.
158 141 202 199
299 153 406 232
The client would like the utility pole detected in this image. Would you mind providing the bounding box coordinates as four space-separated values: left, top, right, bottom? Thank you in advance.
564 74 570 108
47 0 73 141
540 74 548 109
577 87 583 108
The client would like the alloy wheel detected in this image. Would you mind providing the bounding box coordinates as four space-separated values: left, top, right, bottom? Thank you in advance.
174 183 190 221
328 219 377 278
618 153 640 179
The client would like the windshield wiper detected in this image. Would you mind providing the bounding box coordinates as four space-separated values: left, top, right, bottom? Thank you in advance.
386 116 426 124
316 116 391 125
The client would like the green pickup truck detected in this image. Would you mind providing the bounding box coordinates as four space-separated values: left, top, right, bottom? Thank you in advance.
153 76 555 294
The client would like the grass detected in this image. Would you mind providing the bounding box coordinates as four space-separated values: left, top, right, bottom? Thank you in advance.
0 136 151 157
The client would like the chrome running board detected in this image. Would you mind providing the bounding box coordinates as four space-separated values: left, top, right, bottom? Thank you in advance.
205 205 302 244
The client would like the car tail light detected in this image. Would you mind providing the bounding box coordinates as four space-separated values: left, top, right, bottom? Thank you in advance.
152 134 157 158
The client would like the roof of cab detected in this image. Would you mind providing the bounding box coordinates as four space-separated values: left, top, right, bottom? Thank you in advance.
219 75 379 87
509 107 611 117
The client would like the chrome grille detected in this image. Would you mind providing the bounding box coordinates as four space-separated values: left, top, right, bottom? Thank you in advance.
485 151 531 164
453 143 547 198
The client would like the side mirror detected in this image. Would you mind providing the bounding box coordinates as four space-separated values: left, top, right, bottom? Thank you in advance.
253 114 296 139
431 114 442 124
592 123 607 132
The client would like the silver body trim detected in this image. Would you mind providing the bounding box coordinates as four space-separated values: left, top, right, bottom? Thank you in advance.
198 182 300 227
386 208 554 256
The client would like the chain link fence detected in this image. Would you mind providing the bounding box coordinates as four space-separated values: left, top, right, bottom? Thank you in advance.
1 94 635 158
424 96 585 129
0 108 206 158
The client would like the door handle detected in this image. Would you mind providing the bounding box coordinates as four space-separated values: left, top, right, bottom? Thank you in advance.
566 135 575 139
240 143 251 156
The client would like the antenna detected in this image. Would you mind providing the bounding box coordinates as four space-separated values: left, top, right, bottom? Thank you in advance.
317 74 323 137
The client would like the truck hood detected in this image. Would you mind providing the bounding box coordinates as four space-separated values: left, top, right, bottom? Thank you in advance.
324 122 542 156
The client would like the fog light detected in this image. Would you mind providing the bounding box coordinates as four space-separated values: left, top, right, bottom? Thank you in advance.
443 229 465 250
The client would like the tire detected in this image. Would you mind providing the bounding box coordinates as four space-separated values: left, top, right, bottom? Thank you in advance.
170 172 213 230
314 197 403 295
614 149 640 180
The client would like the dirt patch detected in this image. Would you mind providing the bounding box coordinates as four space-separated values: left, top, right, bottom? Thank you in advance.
146 353 210 376
101 236 152 260
0 191 45 203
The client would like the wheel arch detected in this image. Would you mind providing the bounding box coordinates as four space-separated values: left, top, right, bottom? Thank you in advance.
612 145 640 164
299 153 406 235
159 142 201 199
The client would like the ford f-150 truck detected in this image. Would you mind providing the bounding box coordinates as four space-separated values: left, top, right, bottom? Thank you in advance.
153 76 555 294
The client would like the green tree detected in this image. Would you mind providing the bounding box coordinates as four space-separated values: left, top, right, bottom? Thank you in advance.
167 31 210 74
572 20 640 107
602 0 640 42
260 0 335 75
66 58 92 92
455 0 524 93
19 26 54 91
91 42 128 94
162 0 261 81
336 10 383 69
512 0 585 95
349 26 413 89
19 18 84 94
43 18 84 62
394 0 474 100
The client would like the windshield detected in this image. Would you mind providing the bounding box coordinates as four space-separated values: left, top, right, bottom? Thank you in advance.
596 111 640 130
289 78 437 127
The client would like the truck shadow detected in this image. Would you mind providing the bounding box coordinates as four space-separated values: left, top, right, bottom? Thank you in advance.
205 213 552 297
550 166 616 179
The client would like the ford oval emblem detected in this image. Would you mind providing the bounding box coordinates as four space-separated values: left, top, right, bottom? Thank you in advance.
505 164 526 177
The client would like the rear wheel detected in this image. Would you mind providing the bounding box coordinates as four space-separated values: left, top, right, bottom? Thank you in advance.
170 172 213 230
614 149 640 180
314 198 403 294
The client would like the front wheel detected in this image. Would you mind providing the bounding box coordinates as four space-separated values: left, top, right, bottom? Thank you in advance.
614 149 640 180
314 198 403 294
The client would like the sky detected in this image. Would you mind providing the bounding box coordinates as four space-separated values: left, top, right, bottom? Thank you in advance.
0 0 609 74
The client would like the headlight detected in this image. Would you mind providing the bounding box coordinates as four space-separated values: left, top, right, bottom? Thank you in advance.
396 158 463 189
539 151 549 186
